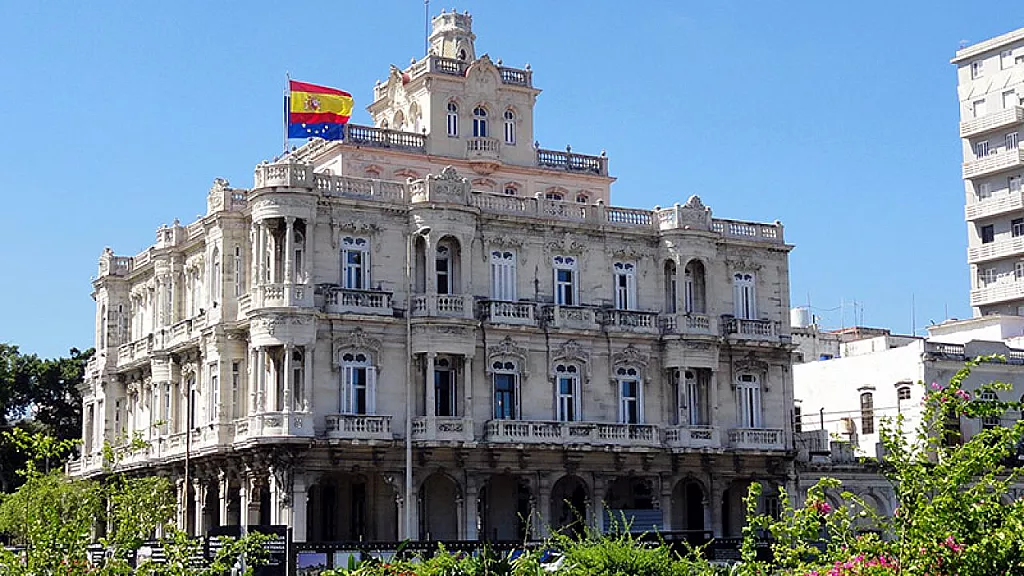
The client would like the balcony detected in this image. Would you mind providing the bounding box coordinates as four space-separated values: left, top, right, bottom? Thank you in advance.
412 416 474 443
345 124 426 152
237 293 252 318
664 425 721 449
727 428 785 451
466 136 500 161
480 300 537 326
795 429 830 455
960 106 1024 138
659 313 714 335
722 317 776 340
255 283 314 308
233 412 312 441
965 191 1024 220
536 148 608 176
600 309 660 334
963 146 1024 179
116 335 152 367
971 275 1024 306
542 305 599 330
968 236 1024 263
411 293 474 319
485 420 661 448
324 414 393 441
323 287 394 316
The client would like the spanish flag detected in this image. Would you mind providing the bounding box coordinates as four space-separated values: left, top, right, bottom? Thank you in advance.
287 80 353 140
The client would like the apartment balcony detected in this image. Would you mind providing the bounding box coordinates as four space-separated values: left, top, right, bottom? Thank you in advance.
233 411 313 441
412 416 474 443
659 313 715 336
664 425 721 449
116 335 153 368
795 429 831 455
963 146 1024 179
727 428 786 451
480 300 537 326
601 310 660 334
536 148 608 176
237 293 252 319
323 287 394 316
541 305 599 330
971 275 1024 306
967 236 1024 263
484 420 661 448
411 293 474 319
324 414 393 441
721 317 777 340
965 191 1024 220
467 136 500 161
960 106 1024 138
256 283 314 308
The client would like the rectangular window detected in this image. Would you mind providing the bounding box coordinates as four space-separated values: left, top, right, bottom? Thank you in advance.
493 373 517 419
436 245 452 295
1008 131 1019 151
794 405 802 434
342 364 377 414
1013 218 1024 237
981 224 995 244
736 374 762 428
231 361 241 419
490 250 517 301
976 140 991 158
434 364 457 417
982 267 997 286
897 386 912 401
1002 50 1014 70
971 60 984 79
981 391 999 429
1005 90 1018 109
209 364 219 424
686 370 710 426
234 246 244 296
1011 176 1023 194
973 99 986 118
1016 262 1024 279
613 262 636 310
860 392 874 435
557 375 580 422
556 269 575 305
978 181 992 199
1018 55 1024 65
114 399 123 439
619 379 641 424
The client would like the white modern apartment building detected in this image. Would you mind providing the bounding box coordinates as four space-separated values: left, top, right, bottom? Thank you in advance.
73 11 796 543
955 28 1024 316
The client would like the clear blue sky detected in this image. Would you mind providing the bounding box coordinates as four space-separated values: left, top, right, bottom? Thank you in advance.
2 1 1022 359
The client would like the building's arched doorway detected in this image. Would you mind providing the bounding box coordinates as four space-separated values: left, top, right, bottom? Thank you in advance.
671 479 706 533
420 473 460 541
479 474 531 541
550 475 588 537
603 477 658 533
306 472 397 542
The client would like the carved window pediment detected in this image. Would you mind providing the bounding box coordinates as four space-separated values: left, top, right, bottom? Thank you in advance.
333 328 382 368
612 344 649 369
487 336 529 378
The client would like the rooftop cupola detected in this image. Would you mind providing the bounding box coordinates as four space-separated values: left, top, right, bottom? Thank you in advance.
429 9 476 62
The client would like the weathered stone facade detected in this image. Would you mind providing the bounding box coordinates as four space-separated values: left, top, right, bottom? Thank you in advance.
74 11 796 542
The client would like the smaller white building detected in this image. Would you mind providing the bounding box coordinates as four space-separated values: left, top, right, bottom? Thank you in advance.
793 314 1024 457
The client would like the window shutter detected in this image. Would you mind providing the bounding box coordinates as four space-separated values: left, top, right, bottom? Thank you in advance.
342 366 351 413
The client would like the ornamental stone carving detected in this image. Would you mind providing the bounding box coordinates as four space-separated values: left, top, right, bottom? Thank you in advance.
552 339 590 378
255 315 313 336
333 327 383 362
611 344 650 368
486 336 530 377
545 232 588 256
677 195 713 229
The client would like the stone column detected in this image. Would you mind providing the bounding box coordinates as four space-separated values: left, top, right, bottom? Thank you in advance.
193 478 207 536
292 472 308 542
710 484 726 538
535 475 552 539
425 353 436 418
175 477 188 531
463 355 474 425
303 346 313 412
659 476 673 532
249 347 258 414
218 471 230 530
464 474 479 540
257 347 267 412
257 221 268 287
710 370 720 430
395 490 407 541
282 344 293 413
250 223 259 288
284 217 295 286
455 493 466 540
424 237 436 294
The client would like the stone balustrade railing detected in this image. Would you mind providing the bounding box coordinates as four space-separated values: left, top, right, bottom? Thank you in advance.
727 428 785 450
480 300 536 326
325 414 393 441
484 420 662 448
322 287 394 315
722 317 776 339
660 313 714 335
412 416 474 442
664 425 720 449
411 293 474 319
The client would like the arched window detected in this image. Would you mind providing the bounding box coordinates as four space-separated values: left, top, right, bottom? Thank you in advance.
447 101 459 137
340 352 376 414
664 261 677 314
380 118 389 129
860 392 874 434
292 349 304 412
552 255 578 306
616 366 643 424
503 109 516 144
685 369 710 426
458 48 467 61
545 191 564 201
733 272 756 319
473 106 488 138
492 360 519 419
393 110 405 131
736 374 762 428
502 184 518 196
555 364 581 422
435 356 458 417
436 244 452 294
293 229 305 284
613 261 636 310
684 260 706 314
342 236 370 290
575 193 588 204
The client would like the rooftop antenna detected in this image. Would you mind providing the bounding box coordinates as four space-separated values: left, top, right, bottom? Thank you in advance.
424 0 430 57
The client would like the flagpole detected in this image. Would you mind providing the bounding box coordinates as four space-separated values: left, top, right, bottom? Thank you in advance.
283 72 291 155
424 0 429 56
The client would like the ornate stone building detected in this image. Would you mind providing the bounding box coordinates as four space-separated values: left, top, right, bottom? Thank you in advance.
73 11 795 542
